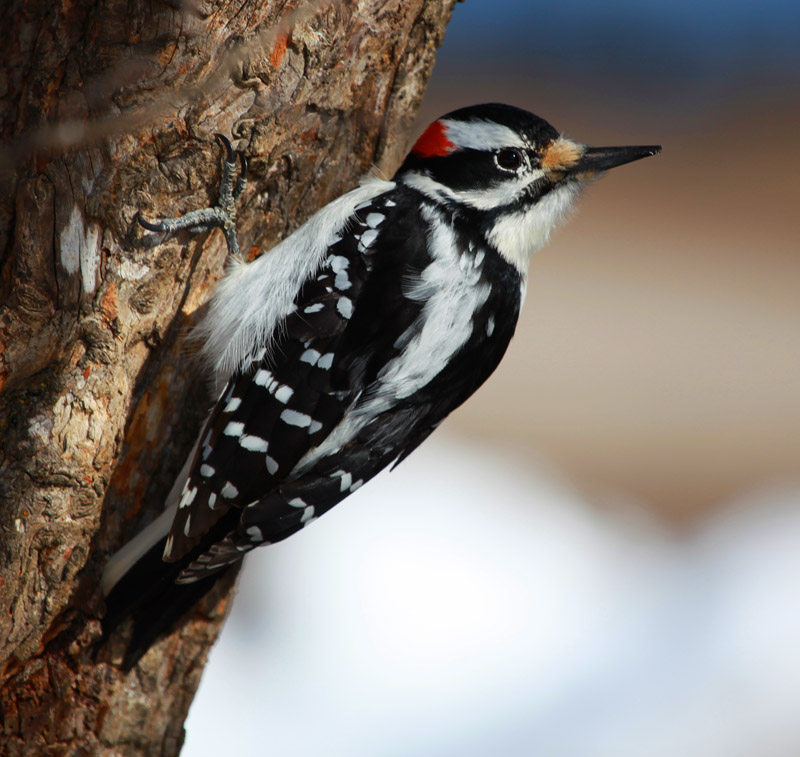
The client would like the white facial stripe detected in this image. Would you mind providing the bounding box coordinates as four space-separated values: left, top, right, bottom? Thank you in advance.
447 170 545 210
442 119 527 152
401 169 545 211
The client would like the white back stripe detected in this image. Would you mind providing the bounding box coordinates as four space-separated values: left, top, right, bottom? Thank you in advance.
293 205 489 476
197 178 395 380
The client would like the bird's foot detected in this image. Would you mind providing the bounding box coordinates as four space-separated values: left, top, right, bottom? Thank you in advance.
138 134 248 258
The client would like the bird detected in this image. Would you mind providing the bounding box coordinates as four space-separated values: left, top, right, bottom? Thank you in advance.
102 103 660 667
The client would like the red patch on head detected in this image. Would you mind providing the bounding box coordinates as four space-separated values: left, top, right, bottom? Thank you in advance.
411 121 455 158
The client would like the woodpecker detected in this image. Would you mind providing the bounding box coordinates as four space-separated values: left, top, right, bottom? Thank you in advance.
102 103 660 666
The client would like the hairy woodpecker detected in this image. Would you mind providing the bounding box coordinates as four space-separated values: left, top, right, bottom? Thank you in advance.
103 103 660 666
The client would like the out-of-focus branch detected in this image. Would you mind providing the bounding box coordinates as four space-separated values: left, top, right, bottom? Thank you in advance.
0 0 336 181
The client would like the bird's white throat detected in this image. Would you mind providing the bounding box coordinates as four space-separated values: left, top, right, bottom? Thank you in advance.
487 184 579 276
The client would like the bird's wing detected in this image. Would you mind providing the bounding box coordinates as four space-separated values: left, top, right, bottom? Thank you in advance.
166 195 515 584
164 192 430 564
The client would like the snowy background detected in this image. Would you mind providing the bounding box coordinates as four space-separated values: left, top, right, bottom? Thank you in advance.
185 437 800 756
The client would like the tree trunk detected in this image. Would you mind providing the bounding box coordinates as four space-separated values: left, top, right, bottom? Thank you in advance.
0 0 456 752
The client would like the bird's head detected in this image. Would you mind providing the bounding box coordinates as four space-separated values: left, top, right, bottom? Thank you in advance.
395 103 661 274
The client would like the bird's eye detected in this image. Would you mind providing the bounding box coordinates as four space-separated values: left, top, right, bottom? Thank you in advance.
495 148 524 171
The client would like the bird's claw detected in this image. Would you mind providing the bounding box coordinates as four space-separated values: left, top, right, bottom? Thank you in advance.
136 213 169 233
214 133 236 164
137 135 248 258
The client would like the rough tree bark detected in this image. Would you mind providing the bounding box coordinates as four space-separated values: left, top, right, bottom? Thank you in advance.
0 0 456 752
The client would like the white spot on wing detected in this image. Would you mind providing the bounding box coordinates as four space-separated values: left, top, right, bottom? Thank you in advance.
274 385 294 403
200 464 215 477
254 369 273 386
240 434 269 452
335 271 351 290
330 256 349 273
221 481 239 499
224 397 242 412
337 298 353 319
224 421 245 437
300 349 320 365
360 229 378 247
180 486 197 508
281 409 312 427
317 353 334 370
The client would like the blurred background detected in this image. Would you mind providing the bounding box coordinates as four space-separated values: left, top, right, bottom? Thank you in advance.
185 1 800 754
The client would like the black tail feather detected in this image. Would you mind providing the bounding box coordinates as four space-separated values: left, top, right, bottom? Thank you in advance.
102 509 241 669
102 535 232 669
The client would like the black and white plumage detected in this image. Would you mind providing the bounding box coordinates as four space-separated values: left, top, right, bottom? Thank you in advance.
103 104 660 666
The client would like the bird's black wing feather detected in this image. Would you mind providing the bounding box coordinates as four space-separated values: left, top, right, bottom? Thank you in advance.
165 191 431 572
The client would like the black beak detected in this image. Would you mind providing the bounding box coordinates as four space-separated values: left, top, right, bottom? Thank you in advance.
572 145 662 176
